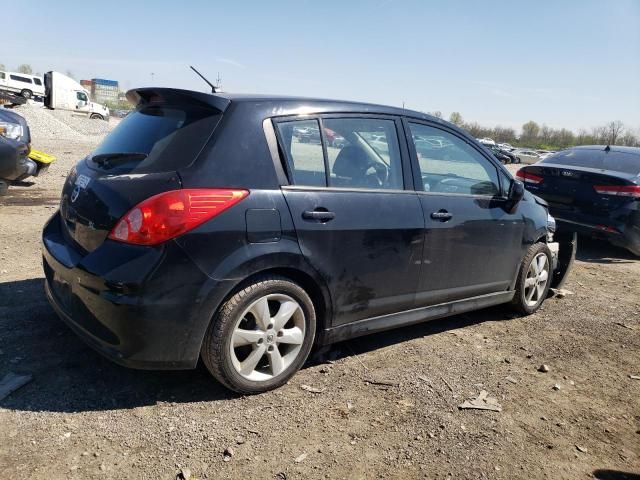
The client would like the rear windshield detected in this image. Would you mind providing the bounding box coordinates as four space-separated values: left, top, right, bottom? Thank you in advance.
88 104 221 173
542 149 640 175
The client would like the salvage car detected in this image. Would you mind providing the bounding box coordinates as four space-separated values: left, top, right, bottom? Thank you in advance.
517 145 640 256
42 88 575 393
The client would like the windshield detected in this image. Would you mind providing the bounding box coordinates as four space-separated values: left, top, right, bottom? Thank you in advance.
88 104 221 173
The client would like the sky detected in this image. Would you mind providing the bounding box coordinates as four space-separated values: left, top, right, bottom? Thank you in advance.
1 0 639 133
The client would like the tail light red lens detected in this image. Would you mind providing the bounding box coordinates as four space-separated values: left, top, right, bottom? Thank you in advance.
593 185 640 198
515 170 544 184
109 189 249 246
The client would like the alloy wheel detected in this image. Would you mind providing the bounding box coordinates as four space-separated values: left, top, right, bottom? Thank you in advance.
524 252 549 307
229 294 306 382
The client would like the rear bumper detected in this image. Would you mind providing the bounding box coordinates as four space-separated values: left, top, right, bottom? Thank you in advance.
556 216 640 255
42 211 230 369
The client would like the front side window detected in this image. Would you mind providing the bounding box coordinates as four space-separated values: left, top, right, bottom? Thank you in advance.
34 78 42 86
323 118 403 190
275 119 326 187
409 123 500 196
76 92 88 102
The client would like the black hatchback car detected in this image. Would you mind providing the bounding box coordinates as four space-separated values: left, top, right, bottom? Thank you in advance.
517 146 640 256
42 88 574 393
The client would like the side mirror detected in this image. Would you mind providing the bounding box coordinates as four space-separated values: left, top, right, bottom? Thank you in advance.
506 179 525 213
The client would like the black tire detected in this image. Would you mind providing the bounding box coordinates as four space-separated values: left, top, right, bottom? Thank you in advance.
511 242 553 315
201 275 316 394
20 89 32 99
90 113 103 120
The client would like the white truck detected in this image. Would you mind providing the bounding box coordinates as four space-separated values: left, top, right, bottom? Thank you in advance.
44 71 110 120
0 71 45 99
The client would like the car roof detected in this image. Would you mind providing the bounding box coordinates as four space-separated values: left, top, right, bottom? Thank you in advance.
215 92 440 120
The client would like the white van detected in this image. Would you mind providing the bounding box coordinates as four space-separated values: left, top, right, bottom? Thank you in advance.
0 71 45 99
44 71 110 120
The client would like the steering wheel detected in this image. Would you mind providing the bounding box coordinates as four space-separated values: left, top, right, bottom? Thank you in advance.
368 162 389 187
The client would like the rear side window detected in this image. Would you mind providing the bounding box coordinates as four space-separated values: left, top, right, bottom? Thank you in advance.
275 119 326 187
275 116 404 190
544 149 640 175
323 118 403 189
88 104 221 174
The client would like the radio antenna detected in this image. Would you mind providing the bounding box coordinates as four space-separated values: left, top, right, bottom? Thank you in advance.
190 65 216 93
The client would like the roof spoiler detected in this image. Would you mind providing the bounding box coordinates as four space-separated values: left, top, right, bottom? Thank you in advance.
125 88 231 112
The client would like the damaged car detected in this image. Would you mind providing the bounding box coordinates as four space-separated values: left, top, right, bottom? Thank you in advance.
42 88 576 394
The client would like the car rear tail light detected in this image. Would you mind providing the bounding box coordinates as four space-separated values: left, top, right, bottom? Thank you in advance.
516 170 544 184
109 189 249 246
593 185 640 198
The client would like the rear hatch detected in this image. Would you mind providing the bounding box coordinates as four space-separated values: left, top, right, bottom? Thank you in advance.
520 149 640 223
59 88 228 253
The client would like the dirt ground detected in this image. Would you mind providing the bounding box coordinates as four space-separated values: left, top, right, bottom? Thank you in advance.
0 132 639 480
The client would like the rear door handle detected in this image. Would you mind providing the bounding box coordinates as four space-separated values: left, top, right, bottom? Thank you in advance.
302 210 336 222
430 210 452 221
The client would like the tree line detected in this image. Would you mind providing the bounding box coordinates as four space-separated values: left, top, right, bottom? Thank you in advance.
0 63 75 79
0 63 34 74
430 111 639 150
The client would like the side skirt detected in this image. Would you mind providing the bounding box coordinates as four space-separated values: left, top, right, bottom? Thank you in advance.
322 291 515 344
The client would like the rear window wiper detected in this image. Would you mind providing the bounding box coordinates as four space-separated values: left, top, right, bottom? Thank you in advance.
91 152 148 167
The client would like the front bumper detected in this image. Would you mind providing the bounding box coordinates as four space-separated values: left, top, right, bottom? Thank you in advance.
0 139 35 181
42 211 226 369
548 231 577 289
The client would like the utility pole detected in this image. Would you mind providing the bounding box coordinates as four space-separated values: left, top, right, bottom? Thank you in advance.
216 72 222 91
150 72 155 84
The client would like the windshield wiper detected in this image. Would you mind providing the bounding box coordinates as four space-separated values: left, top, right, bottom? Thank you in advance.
92 152 148 167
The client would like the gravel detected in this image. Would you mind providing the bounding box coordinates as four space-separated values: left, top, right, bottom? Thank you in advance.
3 104 119 142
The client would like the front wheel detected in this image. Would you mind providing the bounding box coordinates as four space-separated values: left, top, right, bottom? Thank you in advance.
201 276 316 394
90 113 104 120
511 243 552 315
20 89 32 99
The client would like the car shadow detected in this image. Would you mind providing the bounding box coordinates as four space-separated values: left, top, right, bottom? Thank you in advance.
592 470 640 480
0 278 236 413
576 236 637 264
1 277 513 413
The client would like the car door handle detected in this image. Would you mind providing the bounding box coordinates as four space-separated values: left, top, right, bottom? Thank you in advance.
430 210 452 221
302 210 336 222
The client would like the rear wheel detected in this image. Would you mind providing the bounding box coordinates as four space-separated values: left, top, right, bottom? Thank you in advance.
90 113 104 120
20 89 32 99
511 243 552 315
201 276 316 394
